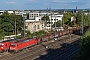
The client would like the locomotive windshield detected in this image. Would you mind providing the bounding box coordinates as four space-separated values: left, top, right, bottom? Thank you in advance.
11 44 16 47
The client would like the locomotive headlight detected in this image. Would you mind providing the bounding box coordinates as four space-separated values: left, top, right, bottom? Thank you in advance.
10 47 15 50
1 47 3 48
13 48 15 49
1 44 4 45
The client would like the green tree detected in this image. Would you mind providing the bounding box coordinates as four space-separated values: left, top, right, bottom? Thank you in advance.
75 11 88 27
41 15 50 27
73 29 90 60
62 12 73 27
0 12 23 39
52 20 62 27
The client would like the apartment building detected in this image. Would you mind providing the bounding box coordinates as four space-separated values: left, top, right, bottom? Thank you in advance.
29 11 53 19
29 11 40 19
34 14 63 30
25 20 44 33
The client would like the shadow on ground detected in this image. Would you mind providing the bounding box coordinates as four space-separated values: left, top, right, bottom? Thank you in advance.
34 39 79 60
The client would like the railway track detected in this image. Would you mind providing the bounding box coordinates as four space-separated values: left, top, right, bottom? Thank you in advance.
49 44 79 60
20 35 80 60
0 34 80 60
34 43 79 60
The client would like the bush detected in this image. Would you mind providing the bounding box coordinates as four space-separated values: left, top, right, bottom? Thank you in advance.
32 30 45 37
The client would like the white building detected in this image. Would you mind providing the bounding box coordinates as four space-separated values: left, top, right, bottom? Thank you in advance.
8 11 14 14
29 11 40 19
27 13 63 30
0 10 4 15
25 20 44 33
49 14 63 24
29 11 58 19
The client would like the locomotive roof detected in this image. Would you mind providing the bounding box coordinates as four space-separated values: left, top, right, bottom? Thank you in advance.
2 39 15 42
10 38 34 44
18 38 33 43
1 37 27 43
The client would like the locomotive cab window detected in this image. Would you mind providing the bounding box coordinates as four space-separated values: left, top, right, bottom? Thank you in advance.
11 44 15 47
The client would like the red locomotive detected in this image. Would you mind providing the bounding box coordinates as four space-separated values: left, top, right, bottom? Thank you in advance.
10 38 37 52
0 37 27 52
0 41 10 52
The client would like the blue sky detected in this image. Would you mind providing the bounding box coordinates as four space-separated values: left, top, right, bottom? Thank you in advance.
0 0 90 10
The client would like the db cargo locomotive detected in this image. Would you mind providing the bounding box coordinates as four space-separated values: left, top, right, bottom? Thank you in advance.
0 26 89 52
0 37 27 52
9 38 37 52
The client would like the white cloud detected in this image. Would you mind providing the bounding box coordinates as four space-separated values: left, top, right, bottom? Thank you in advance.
6 2 16 4
52 0 66 3
52 0 58 2
71 1 79 3
29 0 37 2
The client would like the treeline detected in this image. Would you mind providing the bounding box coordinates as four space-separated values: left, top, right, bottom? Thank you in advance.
0 11 90 40
41 11 89 28
62 11 89 27
73 28 90 60
0 11 23 39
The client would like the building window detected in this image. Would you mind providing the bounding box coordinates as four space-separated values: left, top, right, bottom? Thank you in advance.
37 25 40 29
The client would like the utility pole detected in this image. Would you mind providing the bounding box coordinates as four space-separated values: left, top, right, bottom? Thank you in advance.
3 28 4 40
55 14 56 32
50 12 52 31
61 20 62 30
23 16 25 37
81 11 83 35
80 11 83 39
69 21 72 43
23 17 25 37
44 14 46 31
49 8 52 31
88 11 90 28
15 19 16 39
54 14 57 40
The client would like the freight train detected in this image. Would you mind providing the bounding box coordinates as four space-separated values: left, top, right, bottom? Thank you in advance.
0 26 89 52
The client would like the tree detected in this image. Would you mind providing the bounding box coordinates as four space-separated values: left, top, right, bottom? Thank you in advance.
73 29 90 60
62 12 73 27
52 20 62 27
0 12 23 39
41 15 50 27
75 11 88 27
